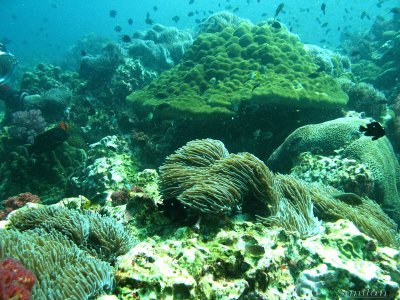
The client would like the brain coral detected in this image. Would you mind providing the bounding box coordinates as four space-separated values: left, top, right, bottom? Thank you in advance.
127 21 348 121
267 117 400 225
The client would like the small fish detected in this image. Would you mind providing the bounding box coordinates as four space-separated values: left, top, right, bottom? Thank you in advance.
188 11 194 17
321 22 328 27
321 3 326 15
337 26 341 31
274 2 284 19
109 10 117 18
252 82 261 92
350 50 361 56
261 12 267 17
359 121 385 140
172 15 180 23
121 35 131 43
189 0 195 4
146 12 154 25
11 14 17 20
195 18 201 23
128 18 133 25
153 6 158 11
29 123 69 155
81 50 87 56
361 11 370 20
114 25 122 32
389 7 400 14
51 3 57 8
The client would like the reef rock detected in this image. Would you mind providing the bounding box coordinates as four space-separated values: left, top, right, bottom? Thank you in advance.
268 116 400 225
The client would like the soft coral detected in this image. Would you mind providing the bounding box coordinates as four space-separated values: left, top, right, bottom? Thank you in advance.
0 258 36 300
0 193 41 220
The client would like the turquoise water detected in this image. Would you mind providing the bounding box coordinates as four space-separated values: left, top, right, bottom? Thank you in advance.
1 0 397 65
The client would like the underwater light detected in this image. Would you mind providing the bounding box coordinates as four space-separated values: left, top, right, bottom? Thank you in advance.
0 44 18 84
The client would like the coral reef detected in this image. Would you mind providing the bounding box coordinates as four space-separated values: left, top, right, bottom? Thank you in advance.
198 11 249 34
20 63 80 95
0 228 114 299
79 42 124 84
341 81 388 121
0 142 86 204
128 24 193 73
341 14 400 100
304 44 351 78
0 258 36 300
62 33 112 71
115 219 399 299
291 151 375 197
32 86 72 121
0 192 40 220
69 135 138 201
127 21 348 160
268 116 400 225
7 109 47 143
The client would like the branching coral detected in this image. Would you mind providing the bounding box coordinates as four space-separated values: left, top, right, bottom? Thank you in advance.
0 229 114 299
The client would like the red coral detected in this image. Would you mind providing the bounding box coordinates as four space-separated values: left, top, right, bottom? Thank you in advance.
0 193 41 220
0 258 36 300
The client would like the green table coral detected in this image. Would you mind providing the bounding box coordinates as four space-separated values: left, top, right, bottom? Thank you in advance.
127 22 348 121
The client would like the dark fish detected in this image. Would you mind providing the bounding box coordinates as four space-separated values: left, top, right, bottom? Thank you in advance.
389 7 400 14
359 121 385 140
321 22 328 27
361 11 370 20
320 39 326 43
81 50 87 56
337 26 341 31
225 4 233 9
121 35 131 43
146 12 154 25
252 82 261 92
258 0 260 2
29 124 69 155
153 6 158 11
321 3 326 15
189 0 195 4
308 65 324 78
274 3 284 19
261 12 267 17
51 3 57 8
114 25 122 32
109 10 117 18
172 15 180 23
350 50 360 56
188 11 194 17
11 14 17 20
233 7 239 13
128 18 133 25
195 18 201 23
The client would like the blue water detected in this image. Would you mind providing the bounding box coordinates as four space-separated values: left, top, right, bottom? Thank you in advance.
1 0 398 66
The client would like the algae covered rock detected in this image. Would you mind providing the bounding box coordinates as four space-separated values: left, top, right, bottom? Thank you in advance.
127 21 348 159
115 219 400 299
127 22 347 121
